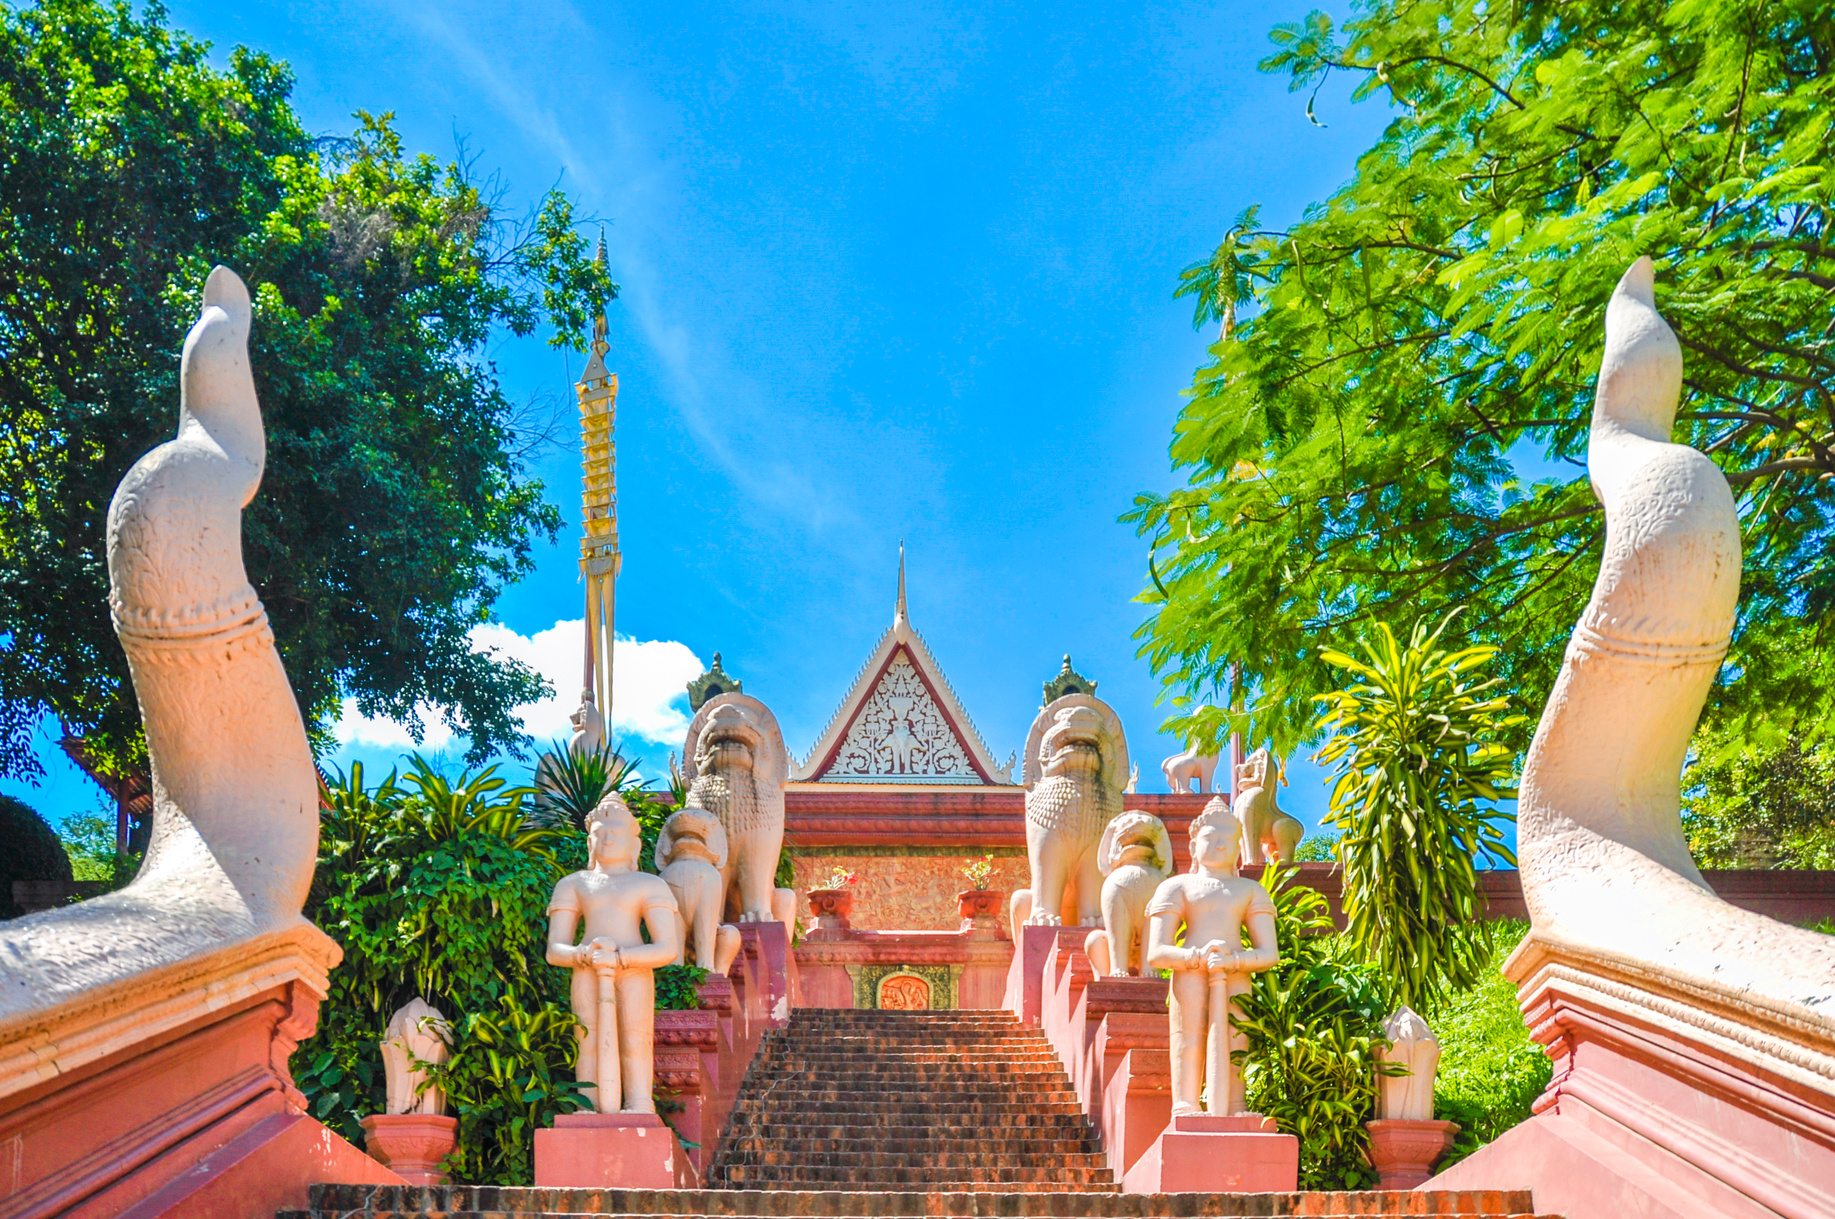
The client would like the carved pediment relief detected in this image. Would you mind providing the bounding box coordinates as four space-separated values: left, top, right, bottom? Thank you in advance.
819 651 977 782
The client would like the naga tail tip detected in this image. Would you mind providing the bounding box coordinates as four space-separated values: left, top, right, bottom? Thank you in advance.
180 266 263 481
1597 256 1681 432
1615 255 1656 308
202 264 251 319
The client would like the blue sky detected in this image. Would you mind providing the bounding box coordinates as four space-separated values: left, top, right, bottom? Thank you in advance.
11 0 1416 835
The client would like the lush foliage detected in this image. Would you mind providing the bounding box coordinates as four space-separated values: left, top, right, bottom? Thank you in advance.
1431 920 1552 1164
1234 867 1399 1190
1313 613 1520 1009
0 0 615 784
298 752 708 1185
297 759 577 1170
1129 0 1835 755
0 794 69 917
57 811 141 887
1682 726 1835 868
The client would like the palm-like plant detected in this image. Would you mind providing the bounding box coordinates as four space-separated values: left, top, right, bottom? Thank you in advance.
400 755 559 854
1313 610 1523 1009
529 740 645 832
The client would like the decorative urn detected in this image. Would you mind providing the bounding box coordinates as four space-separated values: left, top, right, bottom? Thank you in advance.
807 887 854 932
956 889 1003 934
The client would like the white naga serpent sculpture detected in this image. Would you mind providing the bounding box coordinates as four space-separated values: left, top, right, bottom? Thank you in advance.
0 268 324 1024
1512 258 1834 1061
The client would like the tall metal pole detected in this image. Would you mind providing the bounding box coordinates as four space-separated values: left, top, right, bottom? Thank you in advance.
577 243 619 724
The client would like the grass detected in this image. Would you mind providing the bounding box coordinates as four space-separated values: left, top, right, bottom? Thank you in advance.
1430 920 1551 1164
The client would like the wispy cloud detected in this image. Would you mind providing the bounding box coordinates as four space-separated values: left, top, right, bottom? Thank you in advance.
331 621 704 755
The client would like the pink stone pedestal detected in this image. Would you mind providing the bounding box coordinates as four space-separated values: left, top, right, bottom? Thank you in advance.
1121 1113 1299 1194
1366 1118 1458 1189
360 1113 458 1185
533 1112 680 1188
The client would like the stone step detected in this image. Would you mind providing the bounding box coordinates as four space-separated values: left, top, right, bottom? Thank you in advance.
710 1167 1120 1188
301 1185 1546 1216
725 1115 1097 1136
731 1089 1086 1105
289 1212 1558 1219
748 1067 1064 1080
715 1148 1112 1169
728 1100 1088 1119
724 1136 1101 1155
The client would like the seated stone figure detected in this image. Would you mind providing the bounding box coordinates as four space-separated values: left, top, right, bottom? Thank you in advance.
1084 810 1173 977
1144 797 1279 1116
545 791 682 1113
654 804 742 975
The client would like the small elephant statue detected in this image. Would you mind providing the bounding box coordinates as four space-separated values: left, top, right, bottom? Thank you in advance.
1236 747 1303 865
1084 811 1174 976
654 805 742 975
1161 744 1220 794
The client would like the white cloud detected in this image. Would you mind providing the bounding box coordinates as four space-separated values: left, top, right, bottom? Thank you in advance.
330 621 703 754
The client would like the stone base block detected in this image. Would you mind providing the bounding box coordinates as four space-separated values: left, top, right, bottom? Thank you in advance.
1121 1113 1299 1194
361 1113 458 1185
533 1112 679 1189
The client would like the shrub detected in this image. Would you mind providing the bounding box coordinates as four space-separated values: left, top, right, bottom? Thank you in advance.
0 794 71 918
1431 920 1551 1165
1234 866 1399 1190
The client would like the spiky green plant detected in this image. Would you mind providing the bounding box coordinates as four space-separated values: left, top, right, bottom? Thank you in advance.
1313 611 1523 1009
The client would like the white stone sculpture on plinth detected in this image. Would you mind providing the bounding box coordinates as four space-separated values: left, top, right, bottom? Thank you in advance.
544 791 682 1114
364 998 457 1184
1365 1007 1458 1188
1144 796 1280 1117
654 805 742 974
1009 694 1128 935
1125 796 1296 1193
1161 744 1219 795
380 998 451 1116
1422 260 1835 1216
536 790 685 1188
1083 811 1173 977
681 694 797 926
1233 747 1302 866
0 268 401 1204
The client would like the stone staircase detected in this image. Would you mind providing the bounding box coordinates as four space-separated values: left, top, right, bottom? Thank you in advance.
711 1008 1111 1191
289 1008 1558 1217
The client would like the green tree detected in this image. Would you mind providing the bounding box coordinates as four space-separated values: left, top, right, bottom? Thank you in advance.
0 0 615 783
1682 726 1835 868
1129 0 1835 755
1312 613 1520 1009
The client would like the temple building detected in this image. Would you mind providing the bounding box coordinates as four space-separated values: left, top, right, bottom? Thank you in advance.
689 549 1209 937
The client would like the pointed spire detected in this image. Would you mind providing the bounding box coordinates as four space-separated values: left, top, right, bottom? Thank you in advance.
894 540 908 625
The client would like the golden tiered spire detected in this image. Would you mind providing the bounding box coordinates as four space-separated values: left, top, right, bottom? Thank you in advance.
578 232 619 721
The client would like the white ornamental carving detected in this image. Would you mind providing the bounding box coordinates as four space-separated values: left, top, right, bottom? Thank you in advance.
825 653 975 779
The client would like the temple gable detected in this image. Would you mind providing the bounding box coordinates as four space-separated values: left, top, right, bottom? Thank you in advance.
792 549 1011 786
818 648 981 782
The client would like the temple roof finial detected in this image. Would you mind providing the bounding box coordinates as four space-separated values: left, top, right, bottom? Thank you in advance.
895 540 908 625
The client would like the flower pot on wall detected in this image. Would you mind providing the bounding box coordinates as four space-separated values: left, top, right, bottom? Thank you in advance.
808 887 854 932
956 889 1003 935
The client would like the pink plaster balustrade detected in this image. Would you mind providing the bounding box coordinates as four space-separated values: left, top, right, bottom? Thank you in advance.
648 921 796 1183
1012 925 1176 1181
